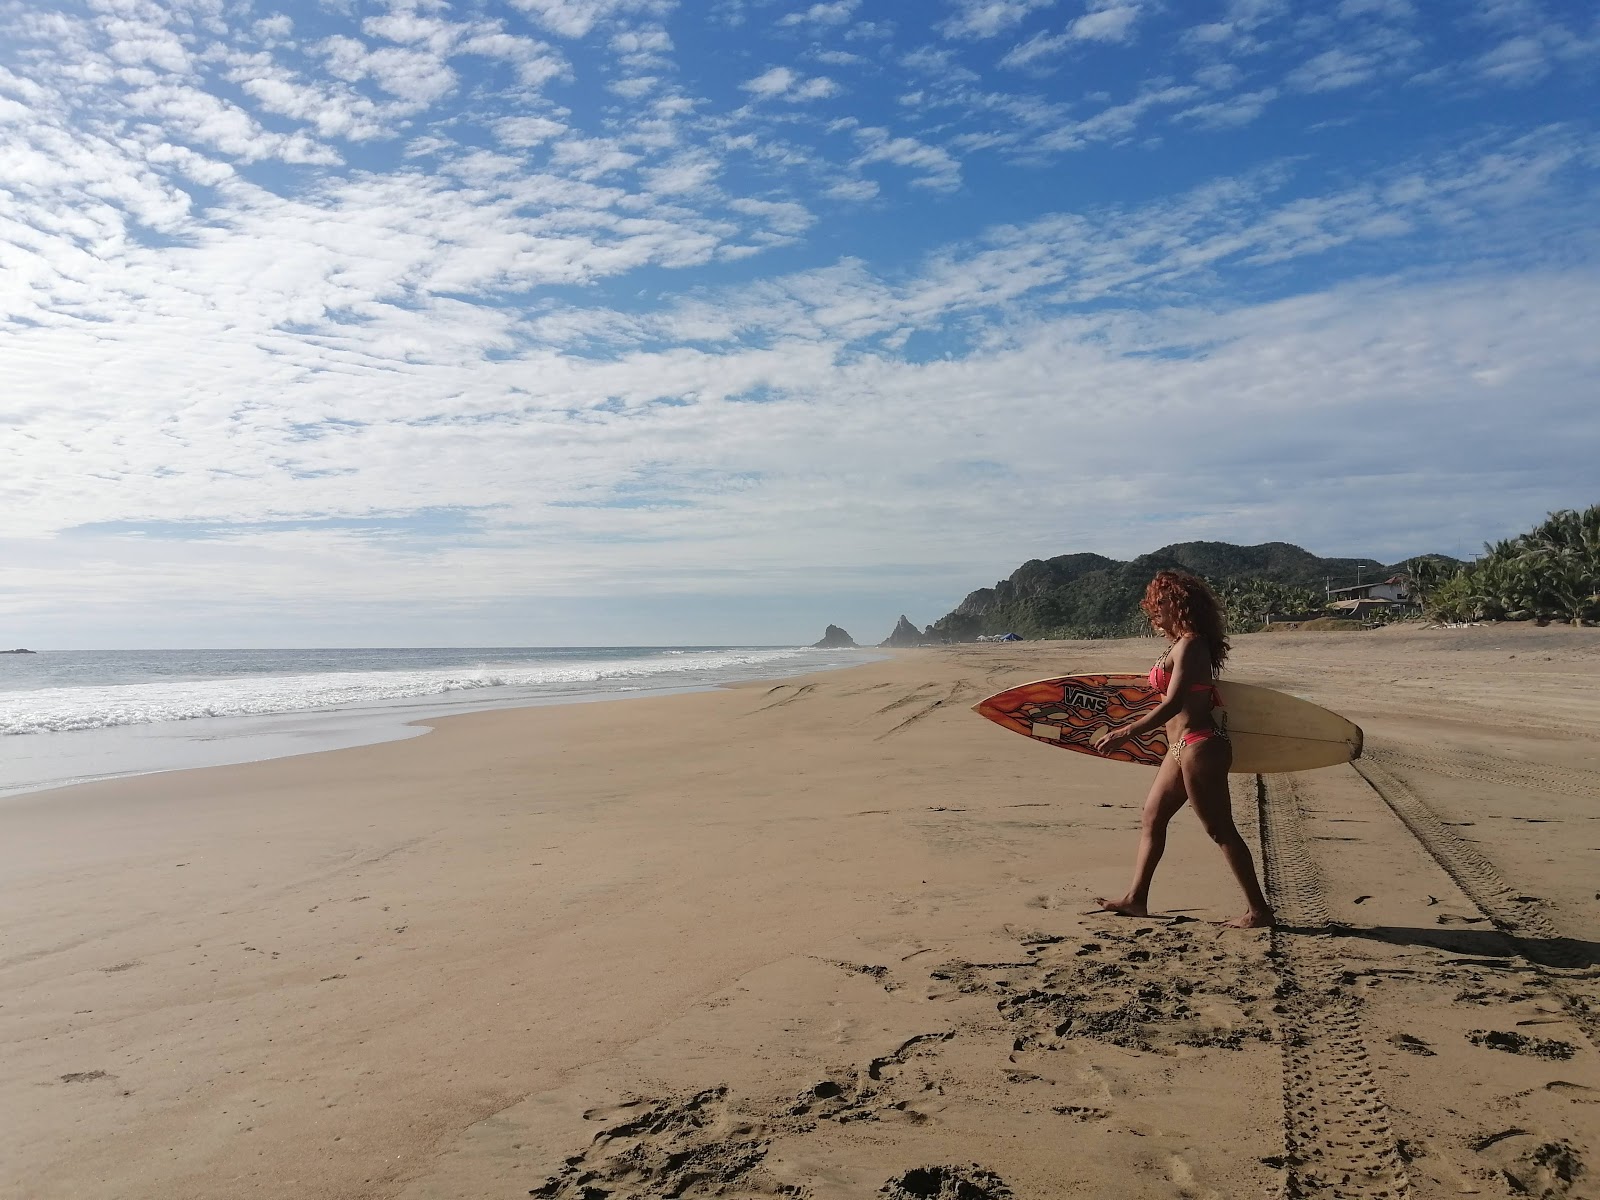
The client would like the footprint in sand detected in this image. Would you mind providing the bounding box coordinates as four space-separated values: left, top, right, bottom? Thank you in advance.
879 1165 1014 1200
579 1097 650 1122
534 1088 788 1199
1498 1139 1586 1198
1467 1029 1577 1060
1390 1033 1436 1056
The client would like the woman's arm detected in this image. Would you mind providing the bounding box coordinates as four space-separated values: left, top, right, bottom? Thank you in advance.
1092 636 1204 749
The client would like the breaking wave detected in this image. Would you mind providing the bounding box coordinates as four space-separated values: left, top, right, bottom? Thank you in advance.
0 646 842 736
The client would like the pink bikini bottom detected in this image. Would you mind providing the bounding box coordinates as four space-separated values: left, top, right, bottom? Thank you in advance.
1172 726 1229 759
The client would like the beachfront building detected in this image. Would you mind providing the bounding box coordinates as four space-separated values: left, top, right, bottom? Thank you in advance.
1325 575 1413 604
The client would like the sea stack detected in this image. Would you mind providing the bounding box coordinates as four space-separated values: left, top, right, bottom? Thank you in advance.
811 625 858 649
878 616 926 648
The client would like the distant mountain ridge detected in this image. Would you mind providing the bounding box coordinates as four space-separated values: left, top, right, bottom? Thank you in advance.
929 540 1436 641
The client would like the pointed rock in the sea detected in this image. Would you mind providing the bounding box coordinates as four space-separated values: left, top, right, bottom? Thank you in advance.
878 616 926 648
812 625 858 649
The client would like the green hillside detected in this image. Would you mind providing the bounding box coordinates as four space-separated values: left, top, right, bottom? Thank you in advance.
928 540 1427 641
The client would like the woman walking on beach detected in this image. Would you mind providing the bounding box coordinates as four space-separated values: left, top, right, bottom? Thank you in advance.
1092 570 1274 929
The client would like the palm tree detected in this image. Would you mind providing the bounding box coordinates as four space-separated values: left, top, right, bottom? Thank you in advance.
1427 505 1600 624
1402 556 1458 609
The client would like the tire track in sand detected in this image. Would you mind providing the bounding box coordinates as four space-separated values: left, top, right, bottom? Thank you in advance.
1364 745 1600 803
1351 758 1600 1048
1248 773 1413 1200
750 682 817 712
874 680 979 740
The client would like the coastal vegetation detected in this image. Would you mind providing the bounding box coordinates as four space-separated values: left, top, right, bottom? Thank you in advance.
908 505 1593 640
926 507 1599 641
1418 506 1600 625
928 541 1403 642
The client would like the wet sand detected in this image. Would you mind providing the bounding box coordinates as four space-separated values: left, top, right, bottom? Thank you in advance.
3 625 1597 1199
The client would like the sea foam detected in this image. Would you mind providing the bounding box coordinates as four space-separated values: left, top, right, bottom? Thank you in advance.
0 647 832 736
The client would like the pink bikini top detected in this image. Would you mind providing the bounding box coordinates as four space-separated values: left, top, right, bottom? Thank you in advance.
1149 656 1223 709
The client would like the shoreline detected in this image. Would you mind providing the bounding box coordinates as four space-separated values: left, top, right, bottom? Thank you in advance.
0 648 886 801
2 625 1596 1199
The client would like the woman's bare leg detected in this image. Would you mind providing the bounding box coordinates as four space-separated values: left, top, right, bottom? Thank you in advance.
1097 752 1188 916
1180 741 1274 927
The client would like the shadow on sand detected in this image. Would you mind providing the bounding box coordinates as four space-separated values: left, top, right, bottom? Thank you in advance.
1288 923 1600 970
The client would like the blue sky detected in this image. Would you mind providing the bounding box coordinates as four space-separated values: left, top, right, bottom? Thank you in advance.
3 0 1597 647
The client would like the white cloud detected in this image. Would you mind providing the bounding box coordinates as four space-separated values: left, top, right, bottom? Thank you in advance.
851 125 962 190
547 134 642 177
939 0 1054 41
641 152 721 194
1069 1 1143 43
316 37 459 104
104 16 195 75
124 82 341 163
230 57 402 141
743 65 798 96
1000 1 1144 68
1456 4 1600 88
741 66 839 100
1034 83 1198 150
1471 0 1546 31
459 31 570 87
1179 0 1287 55
1284 20 1420 94
1193 62 1243 90
1475 35 1549 85
825 177 880 201
729 196 816 235
609 74 659 97
1176 87 1277 129
507 0 673 39
361 12 456 49
1286 47 1381 91
792 76 841 99
254 14 293 40
845 20 895 40
999 30 1071 67
611 25 674 66
778 1 860 28
898 45 980 82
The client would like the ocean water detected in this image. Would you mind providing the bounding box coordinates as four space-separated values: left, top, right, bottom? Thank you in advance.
0 645 871 798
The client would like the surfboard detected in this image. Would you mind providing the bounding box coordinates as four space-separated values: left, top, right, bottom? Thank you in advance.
972 674 1362 774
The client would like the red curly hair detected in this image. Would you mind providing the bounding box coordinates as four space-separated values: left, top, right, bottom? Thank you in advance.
1140 570 1230 673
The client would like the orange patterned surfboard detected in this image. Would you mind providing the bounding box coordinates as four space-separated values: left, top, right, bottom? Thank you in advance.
972 674 1363 773
973 674 1169 766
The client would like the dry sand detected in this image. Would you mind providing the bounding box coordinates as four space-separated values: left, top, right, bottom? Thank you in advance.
2 625 1598 1200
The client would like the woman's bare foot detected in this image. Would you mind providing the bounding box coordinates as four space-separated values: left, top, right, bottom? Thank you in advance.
1095 895 1150 917
1224 907 1274 929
